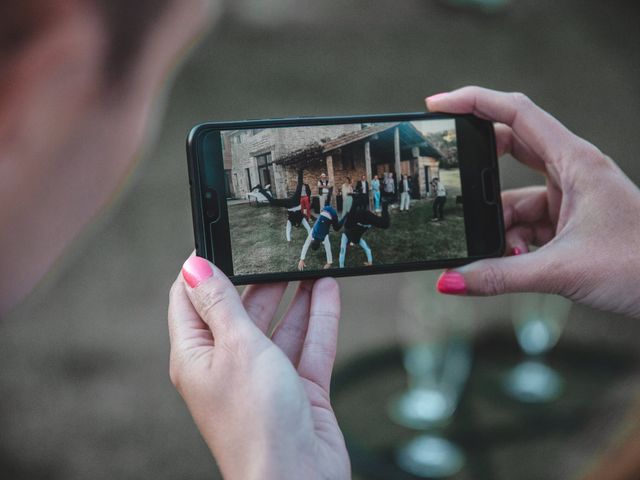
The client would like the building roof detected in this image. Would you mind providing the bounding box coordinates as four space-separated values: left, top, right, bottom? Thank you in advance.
273 143 324 167
322 122 443 159
273 121 443 166
321 123 400 152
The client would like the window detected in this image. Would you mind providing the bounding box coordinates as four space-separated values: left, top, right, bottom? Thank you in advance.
256 152 273 187
245 168 252 191
256 152 272 167
223 169 232 199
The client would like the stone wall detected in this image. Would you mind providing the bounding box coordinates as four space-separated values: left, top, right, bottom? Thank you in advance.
226 124 361 198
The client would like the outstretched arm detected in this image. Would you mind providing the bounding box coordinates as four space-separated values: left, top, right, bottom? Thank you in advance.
261 171 304 209
333 212 347 231
262 194 291 208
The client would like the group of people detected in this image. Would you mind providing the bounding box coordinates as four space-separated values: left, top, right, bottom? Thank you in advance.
260 169 451 269
339 175 374 217
348 172 449 220
260 170 392 270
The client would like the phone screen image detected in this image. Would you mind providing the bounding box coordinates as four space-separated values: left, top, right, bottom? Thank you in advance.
219 119 468 276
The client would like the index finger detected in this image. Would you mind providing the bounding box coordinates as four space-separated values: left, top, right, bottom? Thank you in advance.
297 278 341 394
426 86 575 167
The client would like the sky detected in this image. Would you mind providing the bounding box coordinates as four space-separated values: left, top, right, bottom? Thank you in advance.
412 118 456 135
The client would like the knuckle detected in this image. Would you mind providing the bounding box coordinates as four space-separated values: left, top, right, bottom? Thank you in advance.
220 328 257 365
220 326 244 352
480 264 507 296
561 139 607 178
510 91 533 109
304 336 336 362
198 287 230 321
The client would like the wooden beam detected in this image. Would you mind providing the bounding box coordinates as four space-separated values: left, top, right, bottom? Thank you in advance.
364 141 372 181
326 154 335 190
394 127 401 177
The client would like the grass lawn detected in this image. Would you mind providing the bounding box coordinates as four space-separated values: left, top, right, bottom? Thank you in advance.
228 196 467 275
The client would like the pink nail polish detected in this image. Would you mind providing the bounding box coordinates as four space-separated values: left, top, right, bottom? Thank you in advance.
182 257 213 288
436 271 467 295
512 247 522 256
427 92 449 103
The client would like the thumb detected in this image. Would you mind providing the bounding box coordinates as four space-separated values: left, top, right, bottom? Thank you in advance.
436 250 561 296
181 256 258 343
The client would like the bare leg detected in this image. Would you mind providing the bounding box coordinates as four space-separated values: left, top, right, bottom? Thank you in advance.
359 238 373 265
323 235 332 267
339 233 348 268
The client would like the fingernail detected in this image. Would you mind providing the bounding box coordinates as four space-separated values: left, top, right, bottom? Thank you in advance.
182 257 213 288
427 92 449 103
436 271 467 295
512 247 522 256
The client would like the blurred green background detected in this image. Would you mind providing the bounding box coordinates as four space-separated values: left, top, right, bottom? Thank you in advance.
1 0 640 478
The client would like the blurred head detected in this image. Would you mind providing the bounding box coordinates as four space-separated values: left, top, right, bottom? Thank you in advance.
374 174 378 180
0 0 217 314
361 175 366 181
346 177 351 184
321 173 327 179
310 239 321 251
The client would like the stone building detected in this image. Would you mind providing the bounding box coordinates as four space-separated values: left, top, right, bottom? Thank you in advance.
223 121 443 201
223 124 359 199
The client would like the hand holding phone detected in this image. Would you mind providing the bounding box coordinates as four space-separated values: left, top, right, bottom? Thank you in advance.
168 258 350 479
428 87 640 318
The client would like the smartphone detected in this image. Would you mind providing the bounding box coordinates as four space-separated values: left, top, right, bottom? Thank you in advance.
186 112 504 285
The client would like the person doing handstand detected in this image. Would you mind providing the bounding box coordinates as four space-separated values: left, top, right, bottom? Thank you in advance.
298 204 345 271
339 194 390 268
260 170 311 242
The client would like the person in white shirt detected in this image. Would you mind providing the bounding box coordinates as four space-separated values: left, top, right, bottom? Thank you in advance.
399 174 412 211
383 172 396 204
355 175 369 195
431 177 447 221
318 173 331 208
355 174 370 210
340 177 354 219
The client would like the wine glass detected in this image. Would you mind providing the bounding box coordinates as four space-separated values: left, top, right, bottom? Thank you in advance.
502 293 573 403
389 273 474 478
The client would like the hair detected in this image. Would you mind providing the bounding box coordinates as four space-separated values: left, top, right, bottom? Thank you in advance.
310 240 321 251
0 0 172 84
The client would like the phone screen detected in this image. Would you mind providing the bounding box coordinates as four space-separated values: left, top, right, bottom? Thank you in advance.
219 119 468 276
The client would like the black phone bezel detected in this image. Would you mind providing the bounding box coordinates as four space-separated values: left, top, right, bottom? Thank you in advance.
186 112 504 285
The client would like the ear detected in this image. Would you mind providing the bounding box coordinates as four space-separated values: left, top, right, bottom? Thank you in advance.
0 7 104 160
